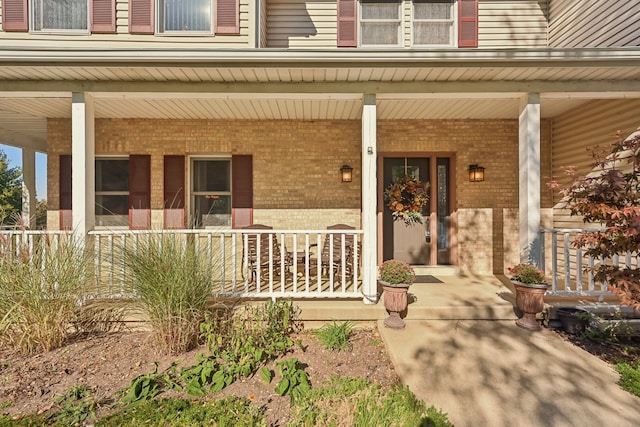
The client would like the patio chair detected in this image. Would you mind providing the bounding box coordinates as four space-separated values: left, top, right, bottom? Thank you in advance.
310 224 357 280
242 224 291 283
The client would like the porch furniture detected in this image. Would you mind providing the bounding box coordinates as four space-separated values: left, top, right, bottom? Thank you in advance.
242 224 291 283
309 224 357 280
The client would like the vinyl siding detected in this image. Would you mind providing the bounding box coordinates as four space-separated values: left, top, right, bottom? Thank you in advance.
551 99 640 228
266 0 336 48
478 0 548 48
266 0 547 49
549 0 640 47
0 0 254 47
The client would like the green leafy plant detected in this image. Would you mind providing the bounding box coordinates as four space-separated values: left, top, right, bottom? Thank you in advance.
508 263 546 284
121 234 216 355
275 358 311 404
49 384 99 426
615 361 640 397
0 234 91 354
314 320 354 351
580 310 636 344
378 259 415 285
120 363 173 405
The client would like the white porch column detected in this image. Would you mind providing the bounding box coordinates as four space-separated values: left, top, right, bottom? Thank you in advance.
71 92 95 236
362 94 378 304
21 148 36 229
518 93 541 265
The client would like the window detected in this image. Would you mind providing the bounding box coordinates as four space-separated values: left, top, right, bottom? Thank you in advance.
192 159 231 228
158 0 212 33
360 0 402 47
95 158 129 226
31 0 88 32
413 0 455 46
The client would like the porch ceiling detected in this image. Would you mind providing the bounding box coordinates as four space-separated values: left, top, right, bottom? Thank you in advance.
1 47 640 150
3 92 640 151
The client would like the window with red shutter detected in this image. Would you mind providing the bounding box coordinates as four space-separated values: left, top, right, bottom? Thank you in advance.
91 0 116 33
458 0 478 48
2 0 28 32
129 0 154 34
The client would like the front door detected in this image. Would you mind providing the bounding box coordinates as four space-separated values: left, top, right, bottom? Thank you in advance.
382 157 452 265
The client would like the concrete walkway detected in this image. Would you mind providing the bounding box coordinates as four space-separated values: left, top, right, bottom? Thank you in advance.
379 319 640 427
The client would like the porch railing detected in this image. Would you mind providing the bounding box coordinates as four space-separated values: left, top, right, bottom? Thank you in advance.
0 229 363 300
539 228 630 301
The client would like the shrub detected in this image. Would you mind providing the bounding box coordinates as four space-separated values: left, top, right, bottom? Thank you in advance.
551 130 640 308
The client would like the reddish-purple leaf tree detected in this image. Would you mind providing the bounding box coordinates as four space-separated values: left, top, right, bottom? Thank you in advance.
552 130 640 310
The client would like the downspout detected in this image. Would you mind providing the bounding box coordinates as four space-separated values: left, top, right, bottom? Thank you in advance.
255 0 262 48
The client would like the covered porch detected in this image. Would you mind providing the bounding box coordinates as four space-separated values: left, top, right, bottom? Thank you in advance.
1 47 640 305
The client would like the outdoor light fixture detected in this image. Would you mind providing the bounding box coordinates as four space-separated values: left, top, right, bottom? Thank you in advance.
468 164 485 182
340 164 353 182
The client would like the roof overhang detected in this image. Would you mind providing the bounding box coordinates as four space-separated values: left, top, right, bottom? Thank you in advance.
1 47 640 151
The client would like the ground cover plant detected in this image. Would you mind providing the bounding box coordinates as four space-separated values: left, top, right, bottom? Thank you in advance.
0 299 453 426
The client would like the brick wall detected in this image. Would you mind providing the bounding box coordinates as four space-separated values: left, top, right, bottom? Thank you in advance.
47 117 552 274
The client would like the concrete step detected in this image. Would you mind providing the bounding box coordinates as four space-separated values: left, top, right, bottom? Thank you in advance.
412 265 459 276
295 274 518 323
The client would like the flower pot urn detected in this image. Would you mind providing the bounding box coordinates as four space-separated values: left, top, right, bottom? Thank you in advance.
380 280 411 329
513 281 549 331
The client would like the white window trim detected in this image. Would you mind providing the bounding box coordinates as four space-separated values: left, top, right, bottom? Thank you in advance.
29 0 90 35
411 0 457 48
188 156 232 229
155 0 215 36
358 0 404 48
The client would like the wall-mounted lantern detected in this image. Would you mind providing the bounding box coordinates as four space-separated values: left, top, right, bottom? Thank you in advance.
340 164 353 183
468 164 485 182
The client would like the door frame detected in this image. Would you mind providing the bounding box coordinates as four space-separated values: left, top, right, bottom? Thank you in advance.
377 152 457 266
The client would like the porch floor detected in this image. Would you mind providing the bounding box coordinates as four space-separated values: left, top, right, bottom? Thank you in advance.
293 272 520 322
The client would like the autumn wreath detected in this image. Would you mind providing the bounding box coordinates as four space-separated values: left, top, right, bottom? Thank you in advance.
384 176 429 225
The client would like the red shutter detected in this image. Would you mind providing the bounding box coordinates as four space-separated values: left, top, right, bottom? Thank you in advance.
215 0 239 35
232 155 253 229
2 0 28 32
129 155 151 210
337 0 357 47
91 0 116 33
59 155 72 230
129 0 154 34
163 155 185 209
458 0 478 48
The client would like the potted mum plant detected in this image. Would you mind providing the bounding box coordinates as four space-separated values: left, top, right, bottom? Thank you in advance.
508 263 550 331
378 259 416 329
